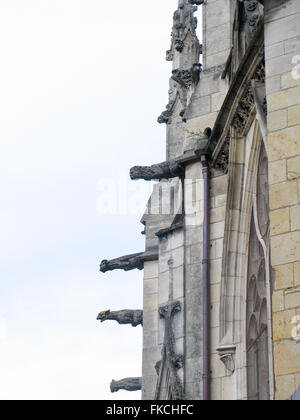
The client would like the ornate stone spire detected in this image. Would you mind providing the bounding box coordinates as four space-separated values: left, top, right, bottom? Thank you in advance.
166 0 202 70
158 0 202 125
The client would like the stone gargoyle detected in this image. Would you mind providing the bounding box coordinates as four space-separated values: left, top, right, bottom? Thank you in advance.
130 160 184 181
97 309 143 327
100 252 144 273
110 377 142 393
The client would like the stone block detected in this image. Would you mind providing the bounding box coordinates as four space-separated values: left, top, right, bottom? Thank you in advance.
265 41 284 60
288 104 300 126
186 95 211 120
215 194 227 208
205 0 231 29
273 309 296 341
285 34 300 54
206 23 231 56
268 87 300 113
222 376 235 400
274 263 294 291
275 374 296 401
187 112 218 134
210 175 228 197
274 340 300 376
281 71 300 90
265 12 300 45
269 159 287 184
210 221 225 240
211 377 221 401
144 293 158 313
210 206 226 224
285 286 300 309
144 261 158 280
271 230 300 265
266 75 281 95
173 266 184 300
287 155 300 180
268 109 287 131
269 180 298 210
270 208 290 235
273 290 285 312
266 52 296 78
294 262 300 286
210 259 222 285
143 311 158 333
211 92 227 112
206 49 230 68
144 277 158 295
291 205 300 231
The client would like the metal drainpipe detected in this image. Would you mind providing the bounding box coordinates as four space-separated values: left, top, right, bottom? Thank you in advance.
201 153 211 400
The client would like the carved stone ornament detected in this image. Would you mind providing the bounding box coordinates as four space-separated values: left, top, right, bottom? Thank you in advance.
110 377 142 393
168 0 199 58
242 0 264 46
214 136 230 174
158 63 201 125
97 309 143 327
232 61 266 137
100 252 144 273
130 160 184 181
155 301 184 400
172 63 202 89
217 345 236 375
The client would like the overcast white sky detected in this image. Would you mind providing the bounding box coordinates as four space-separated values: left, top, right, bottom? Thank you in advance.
0 0 202 400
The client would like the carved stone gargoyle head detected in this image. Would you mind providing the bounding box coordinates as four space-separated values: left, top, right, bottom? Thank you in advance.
110 380 118 393
97 310 110 322
100 259 109 273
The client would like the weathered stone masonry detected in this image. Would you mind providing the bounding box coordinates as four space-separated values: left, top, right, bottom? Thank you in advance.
98 0 300 400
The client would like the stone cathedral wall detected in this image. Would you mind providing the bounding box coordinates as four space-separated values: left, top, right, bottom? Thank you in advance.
264 0 300 401
105 0 300 401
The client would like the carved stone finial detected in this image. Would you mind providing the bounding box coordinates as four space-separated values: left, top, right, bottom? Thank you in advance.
110 378 142 393
100 252 144 273
97 309 143 327
130 160 184 181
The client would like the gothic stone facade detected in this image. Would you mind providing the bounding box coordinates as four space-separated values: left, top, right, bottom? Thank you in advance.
99 0 300 400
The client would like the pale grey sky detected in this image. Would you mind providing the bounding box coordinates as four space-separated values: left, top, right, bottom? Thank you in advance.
0 0 202 400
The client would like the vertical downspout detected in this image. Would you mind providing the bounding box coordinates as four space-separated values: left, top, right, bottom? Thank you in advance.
201 153 210 400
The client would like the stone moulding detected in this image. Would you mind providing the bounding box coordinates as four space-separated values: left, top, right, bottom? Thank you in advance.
110 378 142 393
217 345 236 375
208 23 265 171
100 248 158 273
97 309 143 327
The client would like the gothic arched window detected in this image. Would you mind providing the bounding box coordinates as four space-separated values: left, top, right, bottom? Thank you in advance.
246 142 270 400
